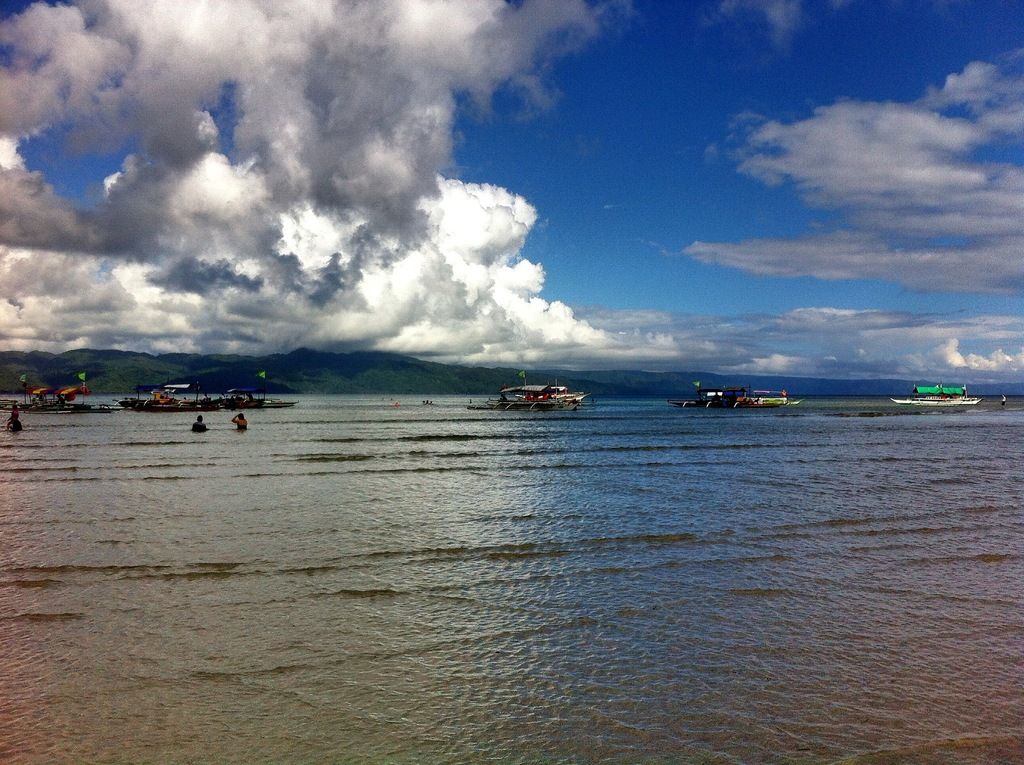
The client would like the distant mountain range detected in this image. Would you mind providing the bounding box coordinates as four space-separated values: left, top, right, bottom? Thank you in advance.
1 348 1021 396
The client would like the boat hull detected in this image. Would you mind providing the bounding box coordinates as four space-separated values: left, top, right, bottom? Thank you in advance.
469 399 582 411
223 399 297 409
668 399 792 409
130 400 222 412
890 397 982 406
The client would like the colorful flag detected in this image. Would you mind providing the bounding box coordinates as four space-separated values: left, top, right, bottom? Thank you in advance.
77 371 87 382
256 370 267 379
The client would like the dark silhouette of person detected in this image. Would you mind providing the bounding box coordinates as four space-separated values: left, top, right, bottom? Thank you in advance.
192 415 207 433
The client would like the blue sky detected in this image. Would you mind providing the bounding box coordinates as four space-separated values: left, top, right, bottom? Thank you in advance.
457 0 1023 315
1 0 1023 380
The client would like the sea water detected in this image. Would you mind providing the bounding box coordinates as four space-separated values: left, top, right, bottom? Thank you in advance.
1 396 1021 763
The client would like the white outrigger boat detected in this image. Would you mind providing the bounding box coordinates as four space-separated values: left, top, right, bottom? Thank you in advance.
468 384 591 411
891 384 982 406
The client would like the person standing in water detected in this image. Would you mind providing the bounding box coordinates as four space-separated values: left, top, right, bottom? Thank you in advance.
192 415 207 433
6 405 22 432
231 412 248 430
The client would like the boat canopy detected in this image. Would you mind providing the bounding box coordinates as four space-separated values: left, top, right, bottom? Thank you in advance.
501 385 569 394
226 387 262 394
56 384 89 399
27 386 53 395
914 385 965 395
163 383 200 391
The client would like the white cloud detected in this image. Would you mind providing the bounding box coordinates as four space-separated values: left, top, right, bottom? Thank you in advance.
688 58 1024 293
937 337 1024 372
714 0 804 50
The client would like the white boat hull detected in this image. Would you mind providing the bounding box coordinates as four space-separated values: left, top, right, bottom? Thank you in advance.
469 398 583 411
890 397 982 406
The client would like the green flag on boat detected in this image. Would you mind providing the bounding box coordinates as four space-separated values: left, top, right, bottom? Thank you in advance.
257 370 267 379
518 370 526 379
77 371 87 382
693 380 700 388
19 374 26 383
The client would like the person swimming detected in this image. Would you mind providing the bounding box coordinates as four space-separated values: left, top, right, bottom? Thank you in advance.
192 415 207 433
6 405 22 432
231 412 247 430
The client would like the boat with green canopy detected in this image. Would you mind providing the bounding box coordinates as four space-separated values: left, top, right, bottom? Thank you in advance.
891 384 982 406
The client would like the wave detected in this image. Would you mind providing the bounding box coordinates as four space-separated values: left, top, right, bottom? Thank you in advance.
728 587 790 597
5 562 244 583
5 612 83 622
834 735 1023 764
399 434 497 442
294 454 375 462
354 531 703 566
136 570 247 581
6 563 171 576
279 565 343 575
311 587 403 599
2 577 61 589
902 552 1015 566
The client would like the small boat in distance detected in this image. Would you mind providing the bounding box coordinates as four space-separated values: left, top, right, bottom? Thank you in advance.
891 384 982 406
468 384 591 411
668 385 797 409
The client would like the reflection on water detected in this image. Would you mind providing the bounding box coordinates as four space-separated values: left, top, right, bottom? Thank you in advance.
1 396 1022 763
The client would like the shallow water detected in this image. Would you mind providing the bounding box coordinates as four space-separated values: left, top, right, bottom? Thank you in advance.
1 396 1022 763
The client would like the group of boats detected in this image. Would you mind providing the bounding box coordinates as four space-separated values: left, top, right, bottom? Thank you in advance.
467 380 985 413
0 383 114 413
1 381 296 414
464 382 800 412
665 382 983 409
117 384 296 411
0 373 990 418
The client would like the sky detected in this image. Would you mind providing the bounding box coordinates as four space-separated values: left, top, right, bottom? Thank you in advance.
1 0 1022 382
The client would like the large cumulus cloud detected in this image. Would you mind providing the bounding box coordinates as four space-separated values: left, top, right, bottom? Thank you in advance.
1 0 664 364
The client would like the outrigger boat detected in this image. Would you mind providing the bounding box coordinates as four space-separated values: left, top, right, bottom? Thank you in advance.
123 383 221 412
668 385 798 409
468 384 591 411
222 387 297 409
891 384 981 406
749 389 801 406
115 384 165 408
3 383 116 413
